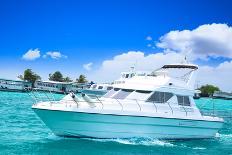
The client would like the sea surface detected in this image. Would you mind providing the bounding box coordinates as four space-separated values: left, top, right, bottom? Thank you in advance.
0 91 232 155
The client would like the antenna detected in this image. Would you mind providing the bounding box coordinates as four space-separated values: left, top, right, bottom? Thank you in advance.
181 55 189 64
130 66 135 72
130 60 137 72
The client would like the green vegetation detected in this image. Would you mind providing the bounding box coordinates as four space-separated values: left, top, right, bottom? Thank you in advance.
49 71 73 82
18 70 88 85
76 74 88 83
18 69 41 87
63 77 73 82
49 71 63 82
199 84 220 97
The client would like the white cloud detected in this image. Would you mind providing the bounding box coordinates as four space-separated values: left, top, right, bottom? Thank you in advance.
156 23 232 60
146 36 153 41
83 62 93 71
197 61 232 92
88 51 184 83
147 44 152 47
22 48 41 60
43 51 67 59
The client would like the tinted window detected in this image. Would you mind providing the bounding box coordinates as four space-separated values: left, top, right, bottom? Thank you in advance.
98 86 103 89
177 96 190 106
107 86 113 90
104 88 120 98
146 91 173 103
113 89 134 99
92 85 97 89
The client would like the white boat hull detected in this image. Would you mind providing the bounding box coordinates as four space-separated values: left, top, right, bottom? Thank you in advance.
33 108 223 139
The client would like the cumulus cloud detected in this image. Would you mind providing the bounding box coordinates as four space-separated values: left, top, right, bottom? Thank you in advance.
88 51 184 83
22 48 40 60
83 62 93 71
197 61 232 92
156 23 232 60
43 51 67 59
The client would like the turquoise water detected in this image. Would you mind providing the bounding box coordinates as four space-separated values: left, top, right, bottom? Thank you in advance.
1 91 232 155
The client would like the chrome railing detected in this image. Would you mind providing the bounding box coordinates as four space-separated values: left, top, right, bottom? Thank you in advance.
28 91 226 118
65 97 191 116
26 88 57 103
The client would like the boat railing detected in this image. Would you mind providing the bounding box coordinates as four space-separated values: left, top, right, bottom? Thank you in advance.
26 88 57 103
94 95 104 110
165 102 173 115
115 99 124 111
152 101 158 112
60 96 191 116
134 99 141 111
28 91 192 116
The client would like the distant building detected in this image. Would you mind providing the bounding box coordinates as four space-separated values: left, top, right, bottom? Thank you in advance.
34 81 87 93
0 78 32 92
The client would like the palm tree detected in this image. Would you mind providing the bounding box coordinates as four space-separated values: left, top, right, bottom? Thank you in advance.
18 69 41 87
76 75 87 83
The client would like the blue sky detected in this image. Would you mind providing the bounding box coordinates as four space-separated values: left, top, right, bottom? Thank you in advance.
1 0 232 90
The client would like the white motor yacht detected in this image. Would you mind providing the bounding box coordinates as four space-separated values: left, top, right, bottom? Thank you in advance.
32 63 223 139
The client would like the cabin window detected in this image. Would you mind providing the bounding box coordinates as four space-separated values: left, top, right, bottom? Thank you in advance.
98 86 103 90
177 96 190 106
107 86 113 90
125 74 129 78
113 89 134 99
146 91 173 103
104 88 120 98
127 90 152 100
92 85 97 89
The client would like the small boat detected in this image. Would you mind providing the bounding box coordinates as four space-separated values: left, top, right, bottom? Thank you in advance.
34 81 86 94
0 78 32 92
193 90 201 99
32 63 223 139
213 91 232 100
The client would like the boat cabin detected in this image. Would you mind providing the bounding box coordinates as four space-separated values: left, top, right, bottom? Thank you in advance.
103 88 192 107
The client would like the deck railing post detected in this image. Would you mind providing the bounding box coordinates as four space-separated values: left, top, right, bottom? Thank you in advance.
115 99 123 111
167 102 174 115
134 99 141 111
152 101 158 112
181 102 188 116
95 95 104 110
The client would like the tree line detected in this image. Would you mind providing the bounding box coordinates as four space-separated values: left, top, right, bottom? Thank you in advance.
198 84 220 97
18 69 88 87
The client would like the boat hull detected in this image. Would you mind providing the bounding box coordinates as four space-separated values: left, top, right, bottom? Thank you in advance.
33 108 223 139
